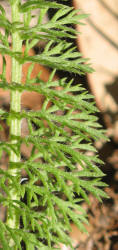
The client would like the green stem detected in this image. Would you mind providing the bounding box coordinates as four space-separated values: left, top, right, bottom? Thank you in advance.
6 0 22 246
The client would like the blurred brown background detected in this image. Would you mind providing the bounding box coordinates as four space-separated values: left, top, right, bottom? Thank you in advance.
70 1 118 249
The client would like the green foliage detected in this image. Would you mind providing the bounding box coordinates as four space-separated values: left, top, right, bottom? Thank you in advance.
0 0 108 249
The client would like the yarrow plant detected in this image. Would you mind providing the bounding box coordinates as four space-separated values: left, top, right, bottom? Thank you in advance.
0 0 108 249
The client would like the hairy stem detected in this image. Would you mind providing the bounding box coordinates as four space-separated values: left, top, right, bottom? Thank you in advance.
6 0 22 245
